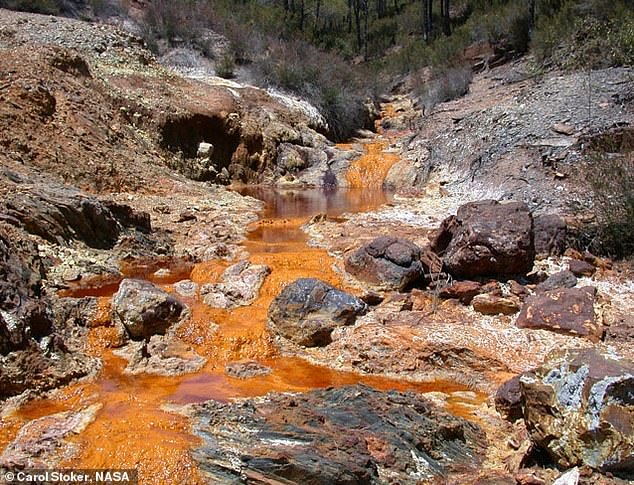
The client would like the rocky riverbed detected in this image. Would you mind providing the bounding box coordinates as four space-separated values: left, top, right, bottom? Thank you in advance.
1 7 634 485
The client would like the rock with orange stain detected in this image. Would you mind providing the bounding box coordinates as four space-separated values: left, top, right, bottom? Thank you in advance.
317 297 595 389
112 279 189 340
189 385 487 484
0 404 101 469
268 278 367 347
200 260 270 309
113 335 206 376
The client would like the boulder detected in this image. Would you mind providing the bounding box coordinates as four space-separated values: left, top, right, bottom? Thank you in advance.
344 236 424 291
536 270 577 292
267 278 367 347
201 260 270 309
519 348 634 473
472 294 520 315
533 214 567 257
112 279 187 340
568 259 596 277
516 286 601 340
431 200 535 278
190 385 487 484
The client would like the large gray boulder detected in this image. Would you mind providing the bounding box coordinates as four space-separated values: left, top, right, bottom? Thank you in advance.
344 236 424 291
431 200 535 278
520 348 634 473
268 278 367 347
112 279 187 340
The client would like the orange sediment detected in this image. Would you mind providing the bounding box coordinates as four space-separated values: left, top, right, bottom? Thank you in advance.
345 139 399 189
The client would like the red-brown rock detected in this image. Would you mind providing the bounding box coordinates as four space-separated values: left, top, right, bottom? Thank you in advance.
344 236 424 291
472 294 520 315
432 200 535 278
568 259 596 277
516 286 601 340
439 280 483 304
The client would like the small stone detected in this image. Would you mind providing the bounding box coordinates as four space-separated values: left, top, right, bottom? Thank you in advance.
197 142 214 158
568 259 596 277
439 280 482 304
173 280 198 298
536 270 577 292
551 123 575 136
225 360 272 379
472 294 520 315
177 211 197 223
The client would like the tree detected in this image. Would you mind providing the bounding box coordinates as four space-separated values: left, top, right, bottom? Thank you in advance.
440 0 450 36
422 0 432 41
528 0 535 32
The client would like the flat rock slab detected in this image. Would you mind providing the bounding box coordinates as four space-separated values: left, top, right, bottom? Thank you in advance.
190 385 487 484
0 404 101 469
520 348 634 473
516 286 601 340
224 359 272 379
472 294 520 315
112 335 206 376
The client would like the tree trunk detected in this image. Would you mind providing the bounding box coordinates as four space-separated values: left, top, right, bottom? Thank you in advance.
363 0 369 59
422 0 432 42
299 0 305 31
440 0 450 36
528 0 535 32
354 0 363 52
348 0 353 33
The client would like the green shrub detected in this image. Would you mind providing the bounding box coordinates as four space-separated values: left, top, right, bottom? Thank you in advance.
415 64 473 113
532 0 634 69
580 130 634 258
0 0 61 14
215 53 236 78
253 39 372 140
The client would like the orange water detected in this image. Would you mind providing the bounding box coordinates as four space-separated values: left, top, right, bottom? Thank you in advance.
1 137 482 484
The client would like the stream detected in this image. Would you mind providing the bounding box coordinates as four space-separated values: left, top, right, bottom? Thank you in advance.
0 136 483 484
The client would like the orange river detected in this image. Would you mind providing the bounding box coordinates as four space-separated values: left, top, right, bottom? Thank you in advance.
0 134 483 484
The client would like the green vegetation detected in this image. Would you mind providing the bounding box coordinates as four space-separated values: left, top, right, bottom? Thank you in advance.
3 0 633 138
532 0 634 69
580 130 634 258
